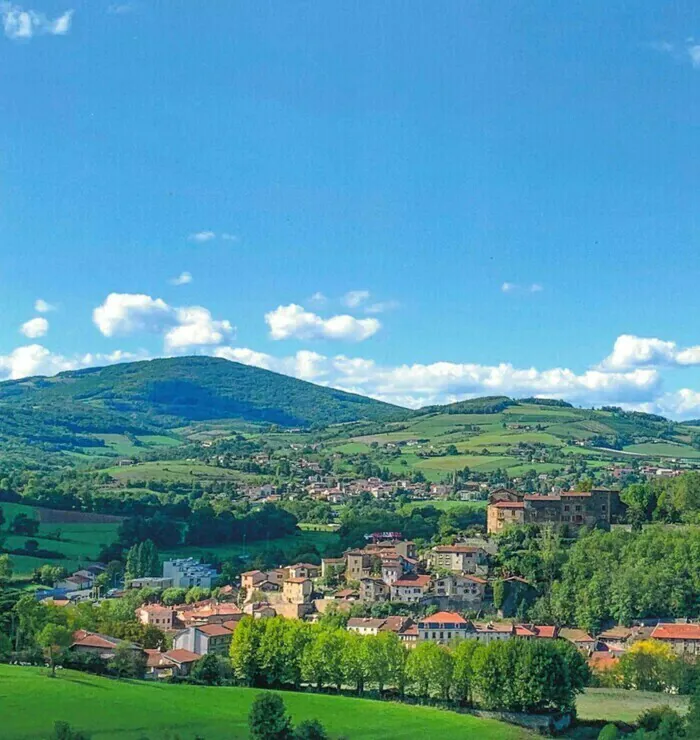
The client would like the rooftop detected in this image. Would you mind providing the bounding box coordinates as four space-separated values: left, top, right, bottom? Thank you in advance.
651 623 700 640
420 611 467 625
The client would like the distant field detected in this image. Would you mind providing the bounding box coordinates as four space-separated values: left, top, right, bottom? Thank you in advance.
623 442 700 459
103 460 247 483
163 529 341 564
75 433 182 458
577 688 689 723
0 501 120 577
400 499 487 512
0 666 531 740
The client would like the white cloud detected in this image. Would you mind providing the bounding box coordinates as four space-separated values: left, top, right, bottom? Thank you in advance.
1 3 73 39
107 3 134 13
365 300 400 314
688 45 700 68
93 293 233 352
93 293 172 337
343 290 370 308
265 303 380 342
601 334 700 371
0 345 146 381
502 282 543 294
170 271 193 286
34 298 56 313
164 307 233 351
20 317 49 338
188 231 216 243
309 292 327 305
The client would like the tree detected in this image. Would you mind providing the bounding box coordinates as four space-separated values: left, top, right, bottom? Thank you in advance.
294 719 328 740
597 725 618 740
230 617 264 686
341 631 370 695
11 513 39 537
379 631 408 696
37 623 72 677
0 554 12 588
108 643 146 679
248 693 294 740
190 653 224 685
452 639 479 706
619 640 677 692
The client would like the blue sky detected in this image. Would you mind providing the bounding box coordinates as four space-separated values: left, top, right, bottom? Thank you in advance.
2 1 700 415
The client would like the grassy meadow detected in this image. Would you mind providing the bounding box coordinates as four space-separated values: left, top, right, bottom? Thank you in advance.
577 687 689 723
0 665 532 740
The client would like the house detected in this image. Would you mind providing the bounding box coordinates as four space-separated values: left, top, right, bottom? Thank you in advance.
487 501 526 533
70 630 142 660
589 651 620 675
380 559 404 585
345 551 372 581
418 612 470 644
162 558 218 589
559 628 597 653
380 616 414 636
347 618 387 636
472 622 514 643
431 574 486 606
156 649 201 676
650 623 700 657
398 622 419 646
332 588 359 601
286 563 321 580
136 604 174 630
173 624 233 656
178 602 243 627
56 574 93 592
390 574 432 603
429 545 487 574
321 557 346 580
145 648 202 678
597 626 633 652
127 576 173 590
283 577 313 605
359 577 389 602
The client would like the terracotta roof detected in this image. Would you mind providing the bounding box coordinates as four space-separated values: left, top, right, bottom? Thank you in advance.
598 626 632 640
421 611 468 625
381 616 412 633
347 618 386 629
433 545 479 553
401 625 418 636
222 619 240 631
196 623 233 637
145 649 170 668
651 623 700 640
534 625 557 639
516 625 537 637
288 563 319 569
492 501 525 509
559 628 594 643
163 649 201 665
138 604 172 614
72 630 119 649
473 622 514 634
464 575 487 584
333 589 358 598
241 570 264 577
589 651 619 671
285 577 311 584
392 574 431 588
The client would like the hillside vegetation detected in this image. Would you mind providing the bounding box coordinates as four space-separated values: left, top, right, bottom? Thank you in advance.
0 665 531 740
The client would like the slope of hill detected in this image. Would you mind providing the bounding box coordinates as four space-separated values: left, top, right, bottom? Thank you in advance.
0 357 407 451
0 665 531 740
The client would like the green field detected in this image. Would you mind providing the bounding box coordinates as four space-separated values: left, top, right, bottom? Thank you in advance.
0 665 531 740
103 460 248 483
163 529 341 564
623 442 700 460
400 499 487 512
0 502 120 577
577 688 689 723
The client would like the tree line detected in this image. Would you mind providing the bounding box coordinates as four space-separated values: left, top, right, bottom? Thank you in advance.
229 616 589 714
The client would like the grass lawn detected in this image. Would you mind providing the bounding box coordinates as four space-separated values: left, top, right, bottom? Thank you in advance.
0 666 531 740
577 688 689 723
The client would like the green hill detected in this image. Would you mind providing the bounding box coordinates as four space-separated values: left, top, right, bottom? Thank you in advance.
0 665 531 739
0 356 407 451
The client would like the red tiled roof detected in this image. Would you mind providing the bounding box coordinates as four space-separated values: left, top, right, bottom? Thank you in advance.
473 622 514 634
559 628 594 643
651 623 700 640
589 651 619 671
347 618 386 629
421 611 468 625
534 625 557 639
71 630 119 649
433 545 479 553
163 649 201 665
196 623 233 637
285 577 311 584
516 625 537 637
392 575 431 588
492 501 525 509
222 620 240 631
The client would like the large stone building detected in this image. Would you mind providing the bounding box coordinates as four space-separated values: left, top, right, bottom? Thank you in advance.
487 489 624 534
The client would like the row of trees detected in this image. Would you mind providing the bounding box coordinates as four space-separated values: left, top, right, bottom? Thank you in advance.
229 616 589 713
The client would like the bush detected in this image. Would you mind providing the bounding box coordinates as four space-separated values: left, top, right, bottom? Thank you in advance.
294 719 328 740
248 694 294 740
637 705 685 734
50 722 91 740
597 724 619 740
